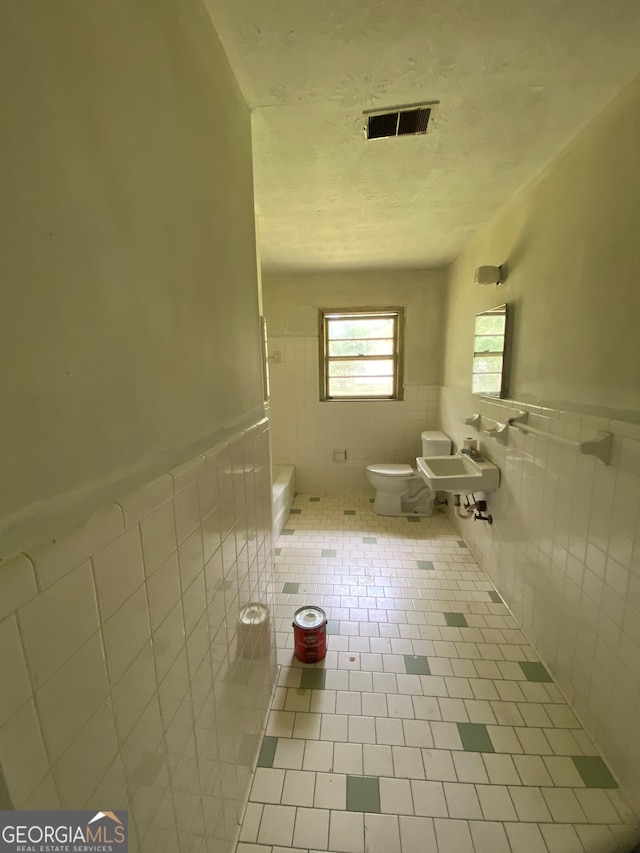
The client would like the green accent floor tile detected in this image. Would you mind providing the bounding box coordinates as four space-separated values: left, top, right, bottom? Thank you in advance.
457 540 467 548
281 529 295 536
346 775 380 813
457 722 495 753
290 508 302 514
300 669 327 690
571 756 618 788
369 498 375 503
407 516 421 523
362 536 377 544
283 582 300 594
309 497 321 502
256 736 278 768
444 612 468 628
322 549 337 557
274 548 282 556
326 620 340 635
404 655 431 675
344 510 356 516
417 560 434 570
519 661 553 683
488 590 503 603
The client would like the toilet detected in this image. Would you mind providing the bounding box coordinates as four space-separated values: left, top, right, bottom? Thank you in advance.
366 430 451 517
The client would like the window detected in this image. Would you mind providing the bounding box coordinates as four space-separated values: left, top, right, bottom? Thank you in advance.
320 308 404 401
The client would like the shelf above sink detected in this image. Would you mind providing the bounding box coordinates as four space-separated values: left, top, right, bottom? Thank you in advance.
416 453 500 495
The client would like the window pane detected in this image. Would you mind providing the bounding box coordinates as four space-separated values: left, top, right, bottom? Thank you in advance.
327 317 394 340
328 376 394 397
321 308 402 400
328 338 394 356
472 373 502 394
474 335 504 354
473 355 503 374
475 315 505 335
328 358 394 378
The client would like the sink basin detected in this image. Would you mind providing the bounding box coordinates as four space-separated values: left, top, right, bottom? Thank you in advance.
416 453 500 495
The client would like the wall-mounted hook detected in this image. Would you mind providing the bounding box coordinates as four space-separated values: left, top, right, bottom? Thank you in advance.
463 414 481 429
483 421 508 444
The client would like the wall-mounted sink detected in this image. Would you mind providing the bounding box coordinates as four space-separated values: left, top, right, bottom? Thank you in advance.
416 453 500 495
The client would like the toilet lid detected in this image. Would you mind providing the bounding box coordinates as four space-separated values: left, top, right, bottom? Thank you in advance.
367 463 414 477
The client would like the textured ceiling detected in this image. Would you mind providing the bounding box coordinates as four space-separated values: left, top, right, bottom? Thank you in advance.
203 0 640 272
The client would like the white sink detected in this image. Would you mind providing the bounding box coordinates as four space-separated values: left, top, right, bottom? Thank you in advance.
416 453 500 495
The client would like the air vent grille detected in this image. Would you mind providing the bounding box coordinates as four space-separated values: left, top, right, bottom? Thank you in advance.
364 103 437 140
398 108 430 135
368 112 401 140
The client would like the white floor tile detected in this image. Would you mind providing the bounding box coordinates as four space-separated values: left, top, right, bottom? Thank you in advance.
303 740 334 772
332 742 363 775
391 746 425 779
363 813 400 853
482 753 521 786
422 748 457 782
374 717 405 746
273 739 305 770
443 782 483 819
281 769 316 807
314 773 346 810
504 822 548 853
410 780 448 818
541 787 587 823
433 818 475 853
256 804 296 847
398 815 438 853
476 784 518 821
508 786 553 822
452 752 489 784
328 810 364 853
402 719 434 749
250 768 285 804
468 820 511 853
540 823 584 853
292 806 329 850
362 744 394 777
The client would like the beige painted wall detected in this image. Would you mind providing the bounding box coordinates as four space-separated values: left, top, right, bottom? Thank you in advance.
263 269 447 386
443 73 640 422
0 0 264 549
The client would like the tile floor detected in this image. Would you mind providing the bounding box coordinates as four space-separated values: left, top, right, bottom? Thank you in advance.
236 495 639 853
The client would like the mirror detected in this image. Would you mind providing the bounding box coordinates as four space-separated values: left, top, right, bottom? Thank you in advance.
472 303 509 396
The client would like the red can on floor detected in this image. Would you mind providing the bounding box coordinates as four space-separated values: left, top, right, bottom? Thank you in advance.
293 605 327 663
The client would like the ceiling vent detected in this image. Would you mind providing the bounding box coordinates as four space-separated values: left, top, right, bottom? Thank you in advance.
364 102 438 140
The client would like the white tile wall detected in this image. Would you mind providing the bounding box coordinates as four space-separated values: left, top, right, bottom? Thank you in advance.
268 336 440 494
439 385 640 809
0 417 277 853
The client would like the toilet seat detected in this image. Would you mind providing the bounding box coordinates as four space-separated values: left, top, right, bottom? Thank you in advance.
366 463 414 477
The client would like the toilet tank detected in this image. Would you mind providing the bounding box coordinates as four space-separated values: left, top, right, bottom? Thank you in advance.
421 430 451 456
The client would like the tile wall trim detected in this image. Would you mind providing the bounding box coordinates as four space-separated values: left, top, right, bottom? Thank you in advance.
0 405 268 563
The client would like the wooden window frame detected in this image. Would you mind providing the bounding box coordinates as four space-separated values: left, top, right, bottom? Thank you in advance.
319 307 404 401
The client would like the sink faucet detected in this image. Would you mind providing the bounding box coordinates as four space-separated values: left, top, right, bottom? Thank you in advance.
460 447 482 460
